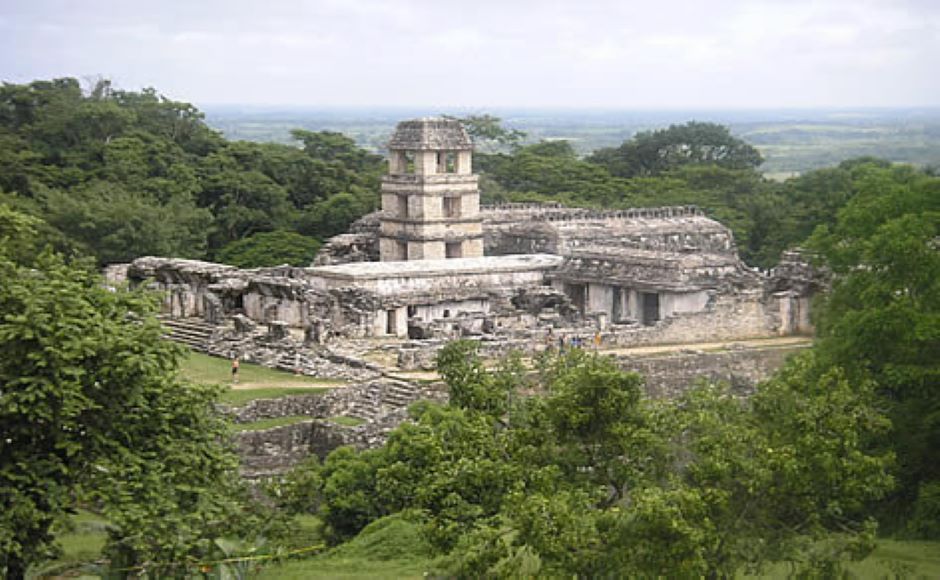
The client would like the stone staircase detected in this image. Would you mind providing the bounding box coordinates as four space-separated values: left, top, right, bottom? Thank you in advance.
159 317 218 351
273 351 318 374
346 379 421 422
382 380 420 408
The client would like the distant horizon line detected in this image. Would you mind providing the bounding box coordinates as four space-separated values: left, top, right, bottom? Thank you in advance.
200 103 940 113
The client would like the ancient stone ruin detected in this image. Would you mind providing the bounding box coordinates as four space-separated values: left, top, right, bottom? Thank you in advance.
114 117 824 475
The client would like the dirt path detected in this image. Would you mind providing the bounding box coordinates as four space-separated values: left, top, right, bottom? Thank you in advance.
599 335 813 357
385 335 813 382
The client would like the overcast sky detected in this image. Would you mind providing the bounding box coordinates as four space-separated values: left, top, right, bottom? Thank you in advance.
1 0 938 109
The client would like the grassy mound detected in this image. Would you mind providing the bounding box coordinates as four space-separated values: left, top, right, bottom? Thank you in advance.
257 512 433 579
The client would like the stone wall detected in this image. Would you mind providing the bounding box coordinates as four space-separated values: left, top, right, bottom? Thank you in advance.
616 343 811 399
601 290 778 347
395 288 785 371
228 380 449 478
236 420 321 479
234 417 397 480
221 393 335 423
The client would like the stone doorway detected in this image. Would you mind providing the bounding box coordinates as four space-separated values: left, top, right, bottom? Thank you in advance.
640 292 660 326
565 283 587 314
386 310 398 335
612 287 624 322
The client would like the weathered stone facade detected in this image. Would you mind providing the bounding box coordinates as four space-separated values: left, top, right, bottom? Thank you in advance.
123 116 826 470
127 115 821 369
110 116 835 482
379 118 483 261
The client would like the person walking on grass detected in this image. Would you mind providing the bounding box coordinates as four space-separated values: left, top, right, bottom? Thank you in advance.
231 357 240 384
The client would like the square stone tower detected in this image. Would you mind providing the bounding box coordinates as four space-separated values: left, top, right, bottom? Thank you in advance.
379 118 484 261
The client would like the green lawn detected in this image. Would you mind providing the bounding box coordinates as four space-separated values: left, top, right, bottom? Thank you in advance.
179 351 342 406
28 510 109 578
740 539 940 579
181 351 343 387
254 513 433 580
232 415 313 432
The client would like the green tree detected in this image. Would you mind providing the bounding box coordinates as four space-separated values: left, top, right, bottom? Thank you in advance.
606 358 892 577
198 167 293 248
479 142 628 207
0 203 43 264
436 340 523 417
290 129 384 174
216 229 322 268
441 348 891 577
443 114 526 153
317 446 389 543
807 162 940 533
588 121 764 178
0 231 272 577
41 181 212 264
297 190 377 240
540 350 654 507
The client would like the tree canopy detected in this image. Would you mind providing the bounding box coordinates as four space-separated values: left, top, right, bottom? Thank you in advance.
0 206 279 578
0 78 383 267
443 114 526 153
807 162 940 535
275 344 893 577
587 121 764 178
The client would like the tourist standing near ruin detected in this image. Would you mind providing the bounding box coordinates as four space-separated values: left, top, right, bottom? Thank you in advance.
231 357 240 383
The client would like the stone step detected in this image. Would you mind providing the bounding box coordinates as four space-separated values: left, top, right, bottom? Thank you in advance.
385 384 416 397
347 406 377 421
165 337 209 352
382 396 412 408
274 353 317 374
163 330 214 341
159 317 215 350
166 327 213 340
383 389 412 399
164 325 212 336
162 317 216 328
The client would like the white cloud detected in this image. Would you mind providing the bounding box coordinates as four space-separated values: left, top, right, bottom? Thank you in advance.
0 0 937 107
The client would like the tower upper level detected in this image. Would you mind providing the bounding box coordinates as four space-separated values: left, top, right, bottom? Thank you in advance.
379 117 484 261
386 117 473 176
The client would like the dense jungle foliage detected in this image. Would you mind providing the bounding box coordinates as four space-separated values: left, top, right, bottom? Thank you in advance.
0 78 382 267
1 78 937 576
1 77 935 270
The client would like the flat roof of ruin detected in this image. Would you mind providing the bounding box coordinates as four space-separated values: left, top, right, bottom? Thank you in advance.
308 254 563 281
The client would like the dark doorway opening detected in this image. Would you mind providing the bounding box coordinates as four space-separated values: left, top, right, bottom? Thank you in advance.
565 283 587 314
386 310 398 335
640 292 660 326
612 287 623 322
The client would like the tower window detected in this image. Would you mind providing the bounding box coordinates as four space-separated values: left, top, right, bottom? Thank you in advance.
443 196 461 218
404 151 416 173
397 194 409 218
436 151 458 173
446 242 462 259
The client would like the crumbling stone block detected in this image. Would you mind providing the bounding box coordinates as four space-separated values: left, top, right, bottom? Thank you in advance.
233 314 255 335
